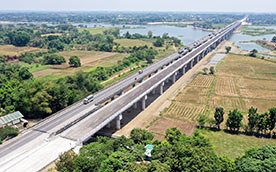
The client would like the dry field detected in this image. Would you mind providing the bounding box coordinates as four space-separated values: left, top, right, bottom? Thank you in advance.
0 45 47 56
148 117 197 140
33 51 127 78
165 54 276 123
114 39 153 47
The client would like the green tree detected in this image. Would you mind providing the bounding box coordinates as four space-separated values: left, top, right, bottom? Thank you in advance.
99 157 123 172
76 142 113 172
225 46 232 54
130 128 154 144
209 66 215 75
248 107 258 133
55 150 77 172
203 67 208 75
235 145 276 172
249 49 258 57
268 108 276 136
11 31 30 47
48 39 64 51
125 31 131 39
148 31 153 39
43 54 66 65
214 107 224 129
147 160 170 172
165 127 182 144
19 67 33 80
271 36 276 43
197 114 208 128
226 109 243 133
153 38 164 47
69 56 81 67
256 112 269 135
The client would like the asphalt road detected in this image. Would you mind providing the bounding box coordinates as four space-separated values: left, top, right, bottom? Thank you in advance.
0 20 241 159
63 21 242 141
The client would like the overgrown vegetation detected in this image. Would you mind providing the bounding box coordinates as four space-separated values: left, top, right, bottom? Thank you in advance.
0 126 19 144
55 128 276 172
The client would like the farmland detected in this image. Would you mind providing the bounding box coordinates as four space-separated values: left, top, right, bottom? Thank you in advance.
146 53 276 159
32 51 127 79
114 39 152 47
0 45 47 56
164 54 276 123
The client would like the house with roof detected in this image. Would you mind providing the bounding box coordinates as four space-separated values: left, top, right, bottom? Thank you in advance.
0 111 28 129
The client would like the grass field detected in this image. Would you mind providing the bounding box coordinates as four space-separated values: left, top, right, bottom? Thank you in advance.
200 129 276 159
0 45 46 56
240 26 276 36
78 27 109 34
114 39 153 47
152 53 276 158
165 54 276 124
32 50 127 78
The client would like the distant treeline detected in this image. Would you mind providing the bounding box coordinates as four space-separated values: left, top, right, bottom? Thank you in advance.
0 12 243 25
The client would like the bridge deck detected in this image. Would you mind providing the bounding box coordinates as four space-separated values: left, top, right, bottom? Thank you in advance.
61 23 236 141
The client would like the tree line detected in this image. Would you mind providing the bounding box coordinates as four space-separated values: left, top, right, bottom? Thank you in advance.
0 12 244 25
198 107 276 138
0 46 158 118
55 128 276 172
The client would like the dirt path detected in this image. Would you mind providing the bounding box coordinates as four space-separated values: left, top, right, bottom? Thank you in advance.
114 41 230 137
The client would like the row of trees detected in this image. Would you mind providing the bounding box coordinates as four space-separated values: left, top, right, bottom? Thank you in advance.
0 12 243 25
123 31 182 48
272 36 276 43
0 46 157 118
55 128 276 172
198 107 276 137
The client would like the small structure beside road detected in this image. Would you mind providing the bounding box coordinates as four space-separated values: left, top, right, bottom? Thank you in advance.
0 111 28 129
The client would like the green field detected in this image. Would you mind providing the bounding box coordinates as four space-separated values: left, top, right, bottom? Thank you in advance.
200 129 276 159
114 39 153 47
241 26 276 36
78 27 109 34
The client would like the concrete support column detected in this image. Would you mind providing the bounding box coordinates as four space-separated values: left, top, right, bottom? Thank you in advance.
190 59 194 68
197 56 200 63
152 88 156 95
116 114 122 130
165 79 169 83
172 72 177 83
133 102 137 109
142 95 148 110
160 82 165 95
182 65 187 75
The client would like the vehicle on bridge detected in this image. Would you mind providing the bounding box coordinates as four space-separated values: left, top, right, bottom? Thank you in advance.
138 70 143 74
83 95 94 104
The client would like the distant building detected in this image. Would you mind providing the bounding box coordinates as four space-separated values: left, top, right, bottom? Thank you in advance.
0 111 28 129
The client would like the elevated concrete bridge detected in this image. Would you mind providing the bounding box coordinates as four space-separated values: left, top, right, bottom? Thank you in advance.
61 19 242 143
0 19 242 172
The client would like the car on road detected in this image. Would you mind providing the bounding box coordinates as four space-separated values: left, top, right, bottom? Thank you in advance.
138 70 143 74
83 94 94 104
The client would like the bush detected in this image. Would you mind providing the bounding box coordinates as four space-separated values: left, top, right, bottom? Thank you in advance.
0 126 19 141
69 56 81 67
130 128 154 144
43 54 66 65
197 114 208 128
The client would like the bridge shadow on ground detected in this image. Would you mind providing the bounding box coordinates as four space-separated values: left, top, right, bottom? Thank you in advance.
95 74 182 138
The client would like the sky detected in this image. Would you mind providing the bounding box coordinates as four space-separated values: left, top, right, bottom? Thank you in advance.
0 0 276 13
